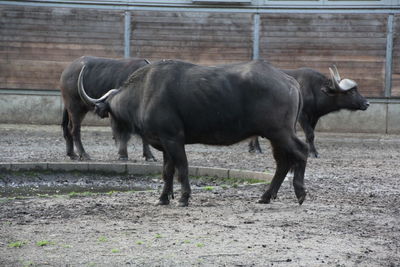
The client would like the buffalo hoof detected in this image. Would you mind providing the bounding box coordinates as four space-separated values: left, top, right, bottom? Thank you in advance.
79 153 91 161
178 194 190 207
156 199 170 206
297 192 307 205
68 153 79 160
309 150 319 158
177 201 189 207
145 156 157 162
248 147 263 154
258 198 271 204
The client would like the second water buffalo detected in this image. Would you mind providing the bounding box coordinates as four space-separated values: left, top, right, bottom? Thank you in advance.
60 56 155 161
249 66 369 157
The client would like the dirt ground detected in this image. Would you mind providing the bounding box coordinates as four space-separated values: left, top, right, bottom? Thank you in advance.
0 124 399 266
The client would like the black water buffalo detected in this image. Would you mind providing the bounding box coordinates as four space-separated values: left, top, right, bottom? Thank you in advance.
78 59 309 207
249 66 369 157
60 56 155 161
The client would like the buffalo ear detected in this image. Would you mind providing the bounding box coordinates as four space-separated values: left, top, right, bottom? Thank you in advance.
94 102 110 118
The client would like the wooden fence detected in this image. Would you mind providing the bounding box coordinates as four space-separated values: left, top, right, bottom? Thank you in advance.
0 3 399 97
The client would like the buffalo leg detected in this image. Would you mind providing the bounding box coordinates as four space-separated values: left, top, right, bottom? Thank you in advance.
161 138 191 207
117 139 129 160
70 112 90 160
62 108 78 160
293 159 307 205
259 133 308 204
248 136 263 154
142 138 156 161
158 152 175 205
259 142 291 204
112 123 131 160
299 116 318 158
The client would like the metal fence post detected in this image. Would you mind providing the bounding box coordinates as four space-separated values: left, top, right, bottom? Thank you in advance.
124 11 131 58
384 14 394 97
253 13 260 60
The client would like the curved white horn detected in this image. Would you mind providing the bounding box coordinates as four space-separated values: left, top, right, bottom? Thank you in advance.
78 65 120 105
333 65 341 81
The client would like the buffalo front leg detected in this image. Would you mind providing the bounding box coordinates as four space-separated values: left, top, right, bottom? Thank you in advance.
117 139 129 161
158 152 175 205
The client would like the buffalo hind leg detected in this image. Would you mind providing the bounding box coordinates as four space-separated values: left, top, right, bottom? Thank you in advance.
259 133 308 204
142 139 156 161
70 111 90 160
158 152 175 205
62 108 77 160
248 136 263 154
293 159 307 205
299 116 319 158
160 138 191 207
259 142 291 204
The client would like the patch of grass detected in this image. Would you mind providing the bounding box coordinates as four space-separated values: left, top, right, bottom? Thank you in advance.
203 186 214 191
8 241 26 248
111 248 120 253
196 243 205 248
106 191 117 196
155 234 162 239
36 240 52 247
97 236 108 243
136 240 144 245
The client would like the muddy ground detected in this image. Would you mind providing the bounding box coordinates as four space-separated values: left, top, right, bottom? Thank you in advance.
0 124 399 266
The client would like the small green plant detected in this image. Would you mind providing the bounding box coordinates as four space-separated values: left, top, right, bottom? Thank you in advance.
68 192 79 198
203 186 214 191
155 234 162 239
196 243 205 248
36 240 52 247
136 240 144 245
106 191 117 196
8 241 26 248
111 248 120 253
97 236 108 242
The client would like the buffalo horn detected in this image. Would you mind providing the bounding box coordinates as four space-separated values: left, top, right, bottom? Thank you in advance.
328 65 357 92
77 65 120 106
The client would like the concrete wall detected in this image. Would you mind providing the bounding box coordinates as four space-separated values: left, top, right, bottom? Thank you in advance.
0 92 398 134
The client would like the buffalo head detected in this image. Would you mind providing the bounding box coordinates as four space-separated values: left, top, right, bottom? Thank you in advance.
77 65 120 118
322 65 369 111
